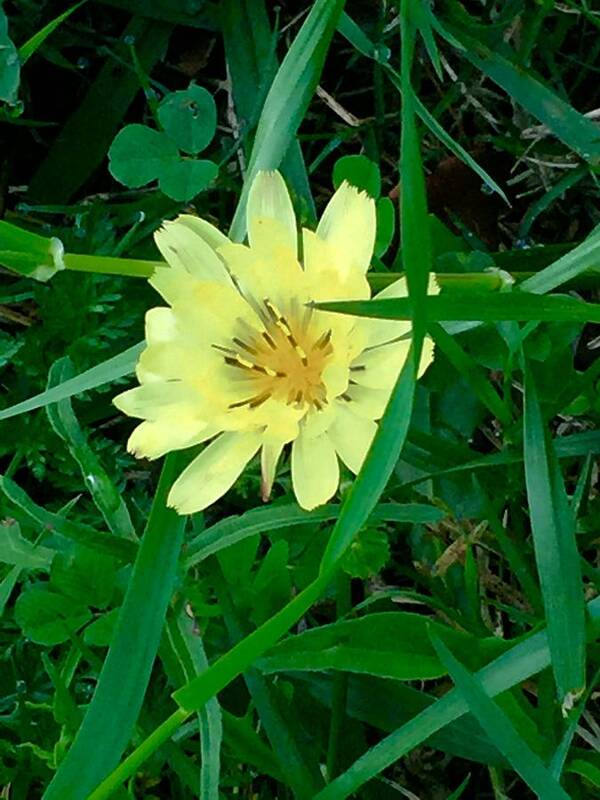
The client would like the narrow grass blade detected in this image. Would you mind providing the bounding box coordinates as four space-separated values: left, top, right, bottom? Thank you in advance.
316 292 600 323
523 366 586 704
399 1 430 368
428 322 511 425
430 634 571 800
18 0 86 63
0 342 142 421
45 358 136 541
43 454 186 800
313 596 600 800
521 224 600 294
229 0 345 240
435 17 600 164
184 502 443 568
0 474 136 561
164 611 222 800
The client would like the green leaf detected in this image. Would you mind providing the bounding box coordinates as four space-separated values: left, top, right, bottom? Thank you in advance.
50 548 115 610
46 358 136 541
374 197 395 257
0 521 54 569
43 454 186 800
341 527 390 579
229 0 345 240
316 291 600 324
332 154 380 197
251 541 292 626
158 158 218 201
259 612 506 681
15 585 91 646
158 84 217 154
0 220 65 281
0 341 142 421
523 366 586 704
83 609 119 647
430 634 570 800
0 4 19 103
108 124 179 188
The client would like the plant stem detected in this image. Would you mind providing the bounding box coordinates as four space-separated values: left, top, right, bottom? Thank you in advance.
63 253 158 278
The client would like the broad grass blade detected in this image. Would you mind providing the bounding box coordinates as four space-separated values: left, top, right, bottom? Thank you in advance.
43 454 186 800
430 635 571 800
229 0 345 240
523 366 586 704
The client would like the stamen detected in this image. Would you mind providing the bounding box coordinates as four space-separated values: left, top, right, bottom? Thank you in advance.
229 390 272 409
350 365 366 372
224 354 279 378
313 329 332 350
232 336 257 355
262 331 276 349
340 393 352 402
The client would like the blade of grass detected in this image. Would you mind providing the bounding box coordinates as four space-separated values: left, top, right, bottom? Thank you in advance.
228 0 346 240
316 292 600 323
45 358 136 541
0 474 136 561
183 502 444 569
43 453 186 800
430 634 571 800
523 365 586 705
313 596 600 800
434 14 600 165
521 224 600 294
164 611 222 800
0 341 143 421
428 322 512 425
18 0 86 63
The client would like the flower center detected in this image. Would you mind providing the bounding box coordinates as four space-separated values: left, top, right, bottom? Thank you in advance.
214 298 334 411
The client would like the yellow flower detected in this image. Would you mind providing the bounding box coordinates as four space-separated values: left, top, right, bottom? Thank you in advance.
114 171 437 513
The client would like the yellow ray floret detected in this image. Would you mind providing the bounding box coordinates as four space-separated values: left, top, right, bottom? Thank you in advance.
113 171 439 512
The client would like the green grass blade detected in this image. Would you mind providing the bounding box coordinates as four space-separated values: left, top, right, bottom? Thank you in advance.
430 634 571 800
43 454 186 800
428 322 511 425
315 292 600 323
164 611 222 800
228 0 345 240
18 0 87 63
0 342 142 421
183 502 444 569
45 358 136 541
314 597 600 800
0 474 136 561
521 224 600 294
435 15 600 164
523 366 586 704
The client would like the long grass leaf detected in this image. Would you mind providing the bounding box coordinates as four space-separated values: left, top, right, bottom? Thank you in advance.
521 224 600 294
523 366 586 704
313 596 600 800
229 0 345 240
43 454 186 800
430 635 570 800
0 342 142 421
316 292 600 323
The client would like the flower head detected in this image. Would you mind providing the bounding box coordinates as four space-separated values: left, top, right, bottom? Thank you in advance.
114 171 437 512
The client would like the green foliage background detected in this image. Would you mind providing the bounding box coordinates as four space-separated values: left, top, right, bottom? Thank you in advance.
0 1 599 799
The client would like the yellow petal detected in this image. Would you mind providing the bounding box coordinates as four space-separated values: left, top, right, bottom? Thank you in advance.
328 404 377 474
175 214 229 251
364 274 439 348
291 427 339 510
417 335 436 379
167 431 262 514
145 307 178 344
261 440 285 501
113 382 201 420
302 229 370 301
247 171 297 255
127 418 214 460
315 181 375 277
350 339 411 390
154 218 232 284
343 385 390 420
